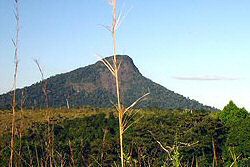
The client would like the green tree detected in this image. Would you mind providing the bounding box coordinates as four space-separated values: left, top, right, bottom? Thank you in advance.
220 100 248 126
219 101 250 165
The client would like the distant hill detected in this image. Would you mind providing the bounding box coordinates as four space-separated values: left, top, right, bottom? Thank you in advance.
0 55 215 110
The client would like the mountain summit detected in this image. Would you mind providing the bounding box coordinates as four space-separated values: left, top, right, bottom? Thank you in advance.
0 55 215 110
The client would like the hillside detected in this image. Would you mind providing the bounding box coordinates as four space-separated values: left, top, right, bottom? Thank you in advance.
0 55 215 110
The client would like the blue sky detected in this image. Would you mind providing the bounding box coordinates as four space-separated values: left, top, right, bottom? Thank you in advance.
0 0 249 110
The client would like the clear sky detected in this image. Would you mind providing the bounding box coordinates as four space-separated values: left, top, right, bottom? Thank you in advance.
0 0 249 110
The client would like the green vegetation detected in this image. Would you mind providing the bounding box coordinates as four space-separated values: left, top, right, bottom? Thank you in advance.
0 56 215 111
219 101 250 166
0 102 249 166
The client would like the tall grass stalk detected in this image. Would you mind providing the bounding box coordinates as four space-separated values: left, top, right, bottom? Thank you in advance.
9 0 20 166
100 0 149 166
212 138 219 167
34 59 49 108
34 59 54 167
17 90 25 165
69 140 76 167
149 130 198 167
229 147 241 167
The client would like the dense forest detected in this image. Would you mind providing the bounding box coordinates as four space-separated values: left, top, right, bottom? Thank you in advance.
0 55 215 111
0 101 249 166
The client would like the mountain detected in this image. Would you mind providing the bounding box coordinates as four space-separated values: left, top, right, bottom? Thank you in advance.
0 55 215 110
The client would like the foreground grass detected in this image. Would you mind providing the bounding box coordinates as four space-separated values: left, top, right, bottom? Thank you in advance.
0 108 217 166
0 107 249 166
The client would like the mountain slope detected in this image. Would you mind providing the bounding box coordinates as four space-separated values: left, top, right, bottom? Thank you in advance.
0 55 215 110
